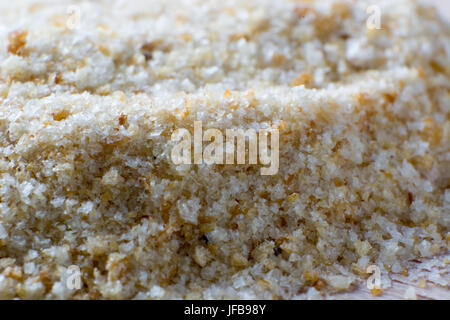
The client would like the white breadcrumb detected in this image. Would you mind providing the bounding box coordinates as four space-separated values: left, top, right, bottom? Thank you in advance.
0 0 448 299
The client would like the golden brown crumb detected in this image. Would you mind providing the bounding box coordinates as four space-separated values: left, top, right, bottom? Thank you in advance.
7 30 27 56
54 72 63 84
2 266 22 280
314 279 327 291
52 110 70 121
118 113 128 126
303 269 320 283
231 252 249 268
290 72 314 87
272 53 286 66
371 287 383 297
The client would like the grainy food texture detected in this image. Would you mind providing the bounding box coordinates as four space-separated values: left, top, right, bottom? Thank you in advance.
0 0 448 299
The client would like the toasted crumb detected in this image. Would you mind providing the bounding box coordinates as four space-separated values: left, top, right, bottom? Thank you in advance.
2 266 22 281
303 270 320 283
231 252 249 268
118 113 127 126
7 30 27 56
52 110 70 121
54 72 63 84
272 53 286 66
370 287 383 297
290 72 314 87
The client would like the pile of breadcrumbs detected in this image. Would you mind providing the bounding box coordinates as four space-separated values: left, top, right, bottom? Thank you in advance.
0 0 448 299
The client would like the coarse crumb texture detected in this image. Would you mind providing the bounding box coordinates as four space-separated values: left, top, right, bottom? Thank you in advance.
0 0 448 299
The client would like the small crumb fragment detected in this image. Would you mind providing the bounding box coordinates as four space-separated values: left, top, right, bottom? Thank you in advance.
8 30 27 56
327 275 352 290
102 168 124 186
272 53 286 66
2 266 22 280
193 246 210 267
118 113 127 126
370 287 382 297
257 278 271 289
54 72 63 84
303 269 319 283
53 110 70 121
313 279 327 290
231 252 248 268
290 72 313 87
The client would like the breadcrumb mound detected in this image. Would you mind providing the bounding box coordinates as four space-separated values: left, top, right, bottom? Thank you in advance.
0 0 448 299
